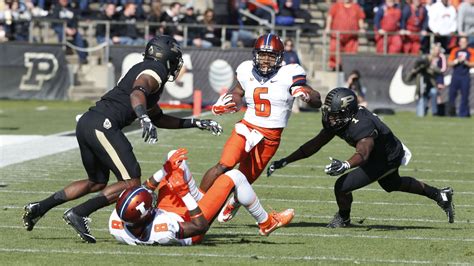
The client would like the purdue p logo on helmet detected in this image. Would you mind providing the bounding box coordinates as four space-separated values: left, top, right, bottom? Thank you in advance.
322 87 358 131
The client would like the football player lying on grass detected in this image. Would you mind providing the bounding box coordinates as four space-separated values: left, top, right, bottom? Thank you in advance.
109 148 294 245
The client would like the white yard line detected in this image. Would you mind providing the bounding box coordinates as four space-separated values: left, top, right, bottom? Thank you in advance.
0 110 206 168
1 225 473 242
1 247 469 264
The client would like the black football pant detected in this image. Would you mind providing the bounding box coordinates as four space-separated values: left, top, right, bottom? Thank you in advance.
333 159 438 213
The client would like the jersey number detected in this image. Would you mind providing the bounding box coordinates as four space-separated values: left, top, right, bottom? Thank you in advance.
254 87 271 117
154 223 169 232
111 220 124 230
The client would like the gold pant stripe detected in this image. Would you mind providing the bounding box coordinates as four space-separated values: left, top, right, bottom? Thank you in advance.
95 129 131 180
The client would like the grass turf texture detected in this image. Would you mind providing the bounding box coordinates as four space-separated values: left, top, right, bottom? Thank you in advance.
1 100 473 264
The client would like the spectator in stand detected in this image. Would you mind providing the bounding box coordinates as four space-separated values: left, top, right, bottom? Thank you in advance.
1 0 32 42
427 0 457 53
213 0 231 25
160 2 184 43
250 0 278 24
276 0 296 26
447 36 474 117
374 0 402 54
147 0 163 38
400 0 428 55
51 0 88 64
429 43 448 116
281 0 312 31
325 0 365 71
115 2 145 46
201 8 221 47
457 0 474 47
95 2 118 44
180 4 208 48
282 38 300 65
345 70 368 107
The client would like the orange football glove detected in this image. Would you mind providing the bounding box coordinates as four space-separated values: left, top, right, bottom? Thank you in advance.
166 169 190 198
163 148 188 174
212 94 238 115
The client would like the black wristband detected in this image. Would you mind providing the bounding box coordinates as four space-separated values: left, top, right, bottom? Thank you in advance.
180 118 198 128
134 104 147 118
132 86 149 97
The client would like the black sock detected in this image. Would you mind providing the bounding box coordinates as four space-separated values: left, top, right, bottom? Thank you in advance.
423 185 440 201
72 194 110 217
38 190 67 216
339 209 351 221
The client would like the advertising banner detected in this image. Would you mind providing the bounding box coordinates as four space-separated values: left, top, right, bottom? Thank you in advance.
0 43 70 100
109 46 252 106
342 54 474 110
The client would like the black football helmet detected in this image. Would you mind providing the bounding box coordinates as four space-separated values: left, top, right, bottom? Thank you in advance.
322 87 358 131
116 186 155 226
144 35 183 81
253 33 284 76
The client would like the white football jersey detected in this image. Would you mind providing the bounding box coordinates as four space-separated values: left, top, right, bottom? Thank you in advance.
109 209 192 246
237 60 306 128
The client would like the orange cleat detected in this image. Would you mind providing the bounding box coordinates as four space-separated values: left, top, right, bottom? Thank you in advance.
258 209 294 236
217 198 241 223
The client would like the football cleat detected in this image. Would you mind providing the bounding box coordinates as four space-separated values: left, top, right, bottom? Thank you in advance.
63 209 96 243
437 187 455 223
258 209 294 236
23 202 43 231
327 212 351 228
217 198 241 223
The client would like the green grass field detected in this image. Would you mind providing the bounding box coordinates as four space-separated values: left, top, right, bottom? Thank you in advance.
1 100 473 265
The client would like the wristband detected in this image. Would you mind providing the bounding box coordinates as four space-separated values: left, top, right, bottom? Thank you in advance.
180 118 197 128
132 86 149 97
145 179 158 191
152 169 166 182
181 193 198 210
190 213 203 219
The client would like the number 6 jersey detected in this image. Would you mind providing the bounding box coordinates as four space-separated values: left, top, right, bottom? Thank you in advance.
238 60 307 129
109 209 192 246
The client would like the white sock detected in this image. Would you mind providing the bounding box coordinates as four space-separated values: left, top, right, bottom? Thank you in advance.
226 169 268 223
181 160 203 201
247 198 268 224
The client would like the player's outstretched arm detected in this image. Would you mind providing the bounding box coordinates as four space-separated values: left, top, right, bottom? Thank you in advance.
148 106 222 136
166 171 209 238
290 85 322 108
267 129 335 177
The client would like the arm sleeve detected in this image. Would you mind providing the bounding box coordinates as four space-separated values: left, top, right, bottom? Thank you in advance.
290 64 307 87
374 7 384 30
400 6 410 30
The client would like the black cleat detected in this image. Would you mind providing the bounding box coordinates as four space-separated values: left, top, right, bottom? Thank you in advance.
437 187 455 223
63 209 96 243
23 202 43 231
327 212 351 228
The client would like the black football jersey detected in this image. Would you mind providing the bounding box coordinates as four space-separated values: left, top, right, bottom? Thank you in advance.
324 107 404 164
90 60 168 129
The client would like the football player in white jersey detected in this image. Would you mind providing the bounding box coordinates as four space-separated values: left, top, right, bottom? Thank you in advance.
200 33 322 223
109 148 294 246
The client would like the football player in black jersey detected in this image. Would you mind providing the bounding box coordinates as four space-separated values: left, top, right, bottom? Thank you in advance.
22 35 223 243
267 87 455 227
